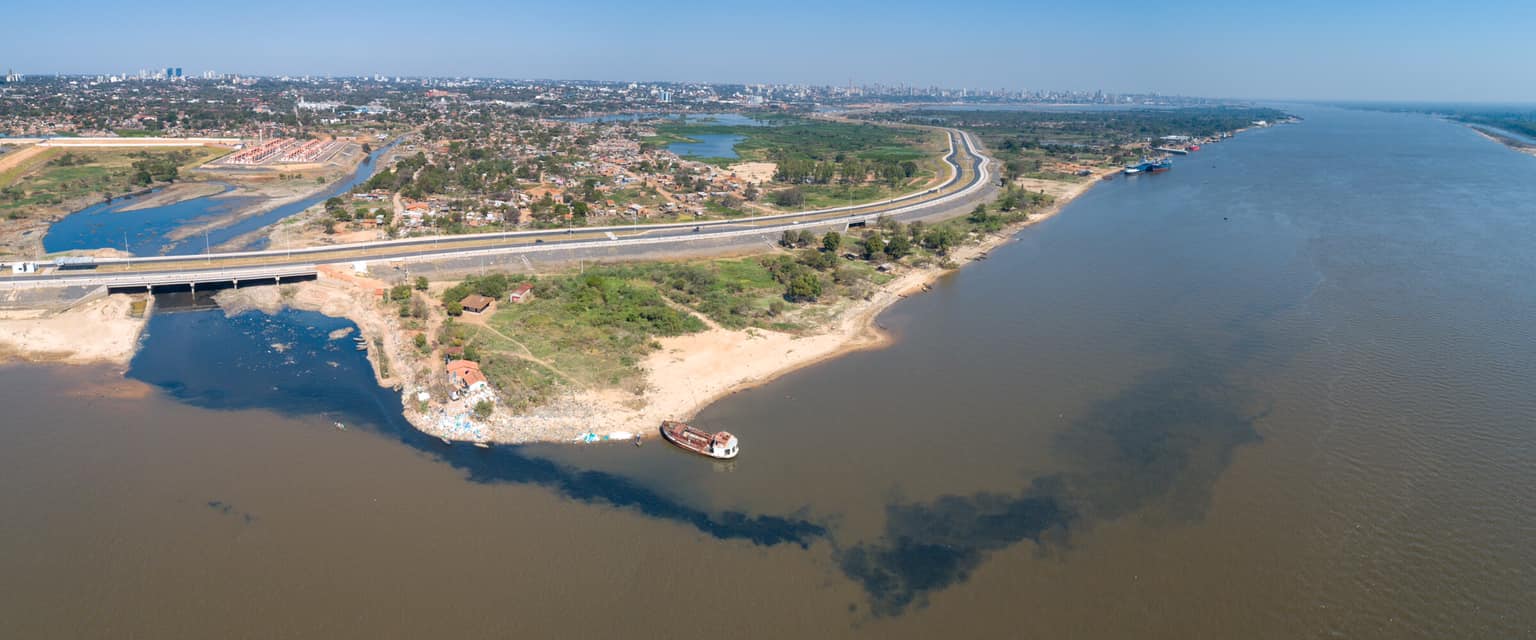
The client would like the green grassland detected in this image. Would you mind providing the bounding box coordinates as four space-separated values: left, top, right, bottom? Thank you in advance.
431 247 924 405
650 118 949 210
0 146 225 220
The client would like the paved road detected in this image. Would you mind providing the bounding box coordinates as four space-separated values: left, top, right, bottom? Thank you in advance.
1 129 994 289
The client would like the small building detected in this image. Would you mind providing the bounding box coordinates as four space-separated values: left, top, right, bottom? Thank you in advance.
460 294 494 314
508 283 534 304
446 360 489 392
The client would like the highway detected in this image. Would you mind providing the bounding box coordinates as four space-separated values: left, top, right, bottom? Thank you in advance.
1 129 994 290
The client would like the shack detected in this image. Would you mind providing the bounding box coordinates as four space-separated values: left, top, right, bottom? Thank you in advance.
460 294 494 314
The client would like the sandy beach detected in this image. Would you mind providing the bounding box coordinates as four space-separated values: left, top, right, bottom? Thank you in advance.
0 294 150 366
115 182 231 211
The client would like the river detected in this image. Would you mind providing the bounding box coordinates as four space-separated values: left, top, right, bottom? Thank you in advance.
42 141 398 256
2 105 1534 637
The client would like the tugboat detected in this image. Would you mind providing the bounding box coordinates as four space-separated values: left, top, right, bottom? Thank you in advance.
660 420 739 460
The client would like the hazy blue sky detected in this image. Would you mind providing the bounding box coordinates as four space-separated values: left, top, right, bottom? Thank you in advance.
4 0 1534 101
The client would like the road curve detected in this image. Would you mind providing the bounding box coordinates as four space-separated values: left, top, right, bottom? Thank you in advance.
3 129 994 289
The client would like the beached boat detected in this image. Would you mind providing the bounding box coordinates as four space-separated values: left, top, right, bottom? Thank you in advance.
660 420 739 460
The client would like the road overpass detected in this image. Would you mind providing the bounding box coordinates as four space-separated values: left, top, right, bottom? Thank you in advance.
1 129 994 291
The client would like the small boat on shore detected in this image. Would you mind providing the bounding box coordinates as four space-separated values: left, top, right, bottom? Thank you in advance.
473 441 490 449
660 420 739 460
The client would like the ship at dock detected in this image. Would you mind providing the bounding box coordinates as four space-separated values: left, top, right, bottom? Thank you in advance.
660 420 739 459
1123 157 1174 175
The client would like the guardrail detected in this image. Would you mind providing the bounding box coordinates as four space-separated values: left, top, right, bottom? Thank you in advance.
0 265 318 290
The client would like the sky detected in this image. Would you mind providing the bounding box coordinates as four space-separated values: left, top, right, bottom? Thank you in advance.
4 0 1535 102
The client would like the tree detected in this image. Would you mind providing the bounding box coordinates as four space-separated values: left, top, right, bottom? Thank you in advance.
862 233 886 260
785 272 823 302
473 399 494 420
413 333 428 352
922 226 962 255
885 231 912 258
414 276 429 291
389 284 411 301
771 187 805 207
821 231 842 253
446 300 464 316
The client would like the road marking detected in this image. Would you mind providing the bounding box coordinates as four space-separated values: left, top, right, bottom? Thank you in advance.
519 255 533 271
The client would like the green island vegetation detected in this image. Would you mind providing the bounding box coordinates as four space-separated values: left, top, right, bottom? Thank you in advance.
1342 103 1536 143
649 117 946 209
0 146 224 220
421 183 1054 409
864 106 1291 182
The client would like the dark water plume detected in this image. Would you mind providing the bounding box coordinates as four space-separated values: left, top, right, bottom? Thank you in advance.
127 303 826 549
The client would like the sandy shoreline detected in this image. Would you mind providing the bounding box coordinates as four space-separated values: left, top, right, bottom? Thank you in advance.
1470 126 1536 157
393 167 1117 446
115 182 231 212
0 294 150 366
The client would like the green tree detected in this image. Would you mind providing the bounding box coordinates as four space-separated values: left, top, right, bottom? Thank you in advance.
414 276 429 291
885 232 912 258
821 231 842 253
389 284 411 301
771 187 805 207
785 272 823 302
862 233 886 260
413 333 429 352
922 226 962 255
473 400 494 420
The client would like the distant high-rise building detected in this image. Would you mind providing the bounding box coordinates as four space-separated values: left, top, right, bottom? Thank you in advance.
174 67 182 78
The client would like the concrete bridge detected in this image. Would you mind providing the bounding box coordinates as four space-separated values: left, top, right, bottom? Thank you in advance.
0 265 318 292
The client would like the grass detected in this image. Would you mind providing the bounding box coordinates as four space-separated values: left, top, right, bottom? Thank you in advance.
0 147 225 220
430 253 897 406
438 271 705 403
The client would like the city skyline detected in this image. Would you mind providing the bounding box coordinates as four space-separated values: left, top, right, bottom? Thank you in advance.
4 0 1535 102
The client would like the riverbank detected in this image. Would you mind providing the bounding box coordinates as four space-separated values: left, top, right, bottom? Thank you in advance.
115 182 231 212
230 166 1111 446
0 294 151 365
1470 126 1536 157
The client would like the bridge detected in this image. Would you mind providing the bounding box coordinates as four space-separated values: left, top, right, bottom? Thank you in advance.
0 265 319 292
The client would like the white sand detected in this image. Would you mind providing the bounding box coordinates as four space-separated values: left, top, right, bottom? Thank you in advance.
0 295 148 365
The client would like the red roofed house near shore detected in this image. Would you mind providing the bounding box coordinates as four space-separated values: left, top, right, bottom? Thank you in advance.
446 360 489 392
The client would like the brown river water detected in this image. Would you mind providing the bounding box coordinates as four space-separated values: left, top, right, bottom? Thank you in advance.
1 106 1533 638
